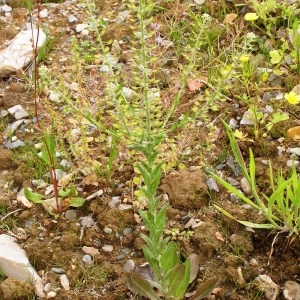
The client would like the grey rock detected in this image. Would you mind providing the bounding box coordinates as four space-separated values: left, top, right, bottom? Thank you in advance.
80 216 95 228
122 227 133 236
76 23 89 33
5 119 24 135
60 159 72 170
240 177 252 195
227 177 240 186
287 160 299 167
43 169 66 181
86 189 103 200
240 110 255 125
68 15 78 23
82 254 93 265
51 267 66 274
0 4 12 12
5 140 25 149
206 177 219 192
64 210 77 220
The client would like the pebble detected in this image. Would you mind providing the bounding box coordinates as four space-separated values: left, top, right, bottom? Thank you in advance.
249 258 259 266
206 178 219 192
240 110 255 125
64 210 77 220
40 9 48 18
68 15 78 23
287 160 299 167
51 267 66 274
47 291 57 298
5 140 25 149
60 159 72 170
289 148 300 156
254 275 279 300
123 259 135 272
6 119 24 135
108 197 121 208
82 254 93 265
275 92 284 100
43 283 52 293
103 227 113 234
122 227 133 235
283 281 300 300
86 189 103 200
49 91 61 103
82 246 100 256
59 274 70 290
102 244 113 252
43 169 66 181
76 23 89 33
226 177 240 186
229 118 237 129
0 4 12 12
240 177 252 195
80 216 95 228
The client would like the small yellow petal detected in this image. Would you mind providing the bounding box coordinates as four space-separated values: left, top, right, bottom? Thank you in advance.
244 13 259 21
285 91 300 105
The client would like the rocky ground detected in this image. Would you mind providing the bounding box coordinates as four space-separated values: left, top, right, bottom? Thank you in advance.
1 0 300 299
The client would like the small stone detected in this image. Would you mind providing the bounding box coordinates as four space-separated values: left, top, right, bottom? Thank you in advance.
240 110 255 125
229 118 237 129
44 283 52 293
249 258 259 266
287 160 299 167
289 148 300 156
206 178 219 192
49 91 61 103
102 244 113 252
86 189 103 200
59 274 70 291
254 275 279 300
80 216 95 228
5 140 25 149
51 267 66 274
0 5 12 12
40 9 48 18
47 291 57 298
64 210 77 220
82 246 100 256
227 177 240 186
82 254 93 265
283 281 300 300
68 15 78 23
103 227 113 234
108 197 121 208
76 23 89 33
240 177 252 195
123 259 135 272
60 159 72 170
123 227 133 235
275 92 284 100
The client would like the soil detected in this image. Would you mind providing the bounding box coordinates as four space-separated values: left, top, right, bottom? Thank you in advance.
1 0 300 300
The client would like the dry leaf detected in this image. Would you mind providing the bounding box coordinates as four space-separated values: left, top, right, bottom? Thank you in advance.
287 126 300 140
187 80 203 92
223 13 237 24
215 231 225 242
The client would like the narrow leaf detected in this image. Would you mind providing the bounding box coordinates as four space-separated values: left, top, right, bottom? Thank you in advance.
167 263 190 299
188 253 199 283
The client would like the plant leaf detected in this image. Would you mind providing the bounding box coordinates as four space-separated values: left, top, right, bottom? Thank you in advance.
69 197 85 207
167 263 190 299
24 188 43 203
188 253 199 283
161 241 180 275
190 278 219 300
124 272 160 300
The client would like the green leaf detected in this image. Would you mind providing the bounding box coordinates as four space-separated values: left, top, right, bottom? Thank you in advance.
24 188 43 204
167 263 190 299
69 197 85 207
124 272 160 300
59 188 72 197
269 50 283 64
190 278 219 300
161 242 180 275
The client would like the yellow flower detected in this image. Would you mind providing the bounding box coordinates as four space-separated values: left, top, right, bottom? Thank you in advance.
239 54 251 63
244 13 259 21
285 91 300 105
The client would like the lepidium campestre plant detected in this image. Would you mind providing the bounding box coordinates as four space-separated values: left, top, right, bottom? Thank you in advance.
83 0 219 298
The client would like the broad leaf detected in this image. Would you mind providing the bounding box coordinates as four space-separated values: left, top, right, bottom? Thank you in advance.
69 197 85 207
167 263 190 299
24 188 43 203
161 241 180 275
188 253 199 283
190 278 219 300
124 272 160 300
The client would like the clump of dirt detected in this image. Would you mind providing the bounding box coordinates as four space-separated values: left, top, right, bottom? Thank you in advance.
160 169 208 209
0 277 35 300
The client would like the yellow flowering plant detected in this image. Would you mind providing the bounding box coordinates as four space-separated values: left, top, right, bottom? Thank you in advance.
285 91 300 105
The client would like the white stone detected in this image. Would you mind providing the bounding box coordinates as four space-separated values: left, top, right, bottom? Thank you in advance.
289 148 300 156
68 15 78 23
39 9 48 18
0 30 46 77
76 23 89 33
0 234 45 297
0 5 12 12
102 244 113 252
240 177 252 195
284 281 300 300
59 274 70 291
240 110 255 126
